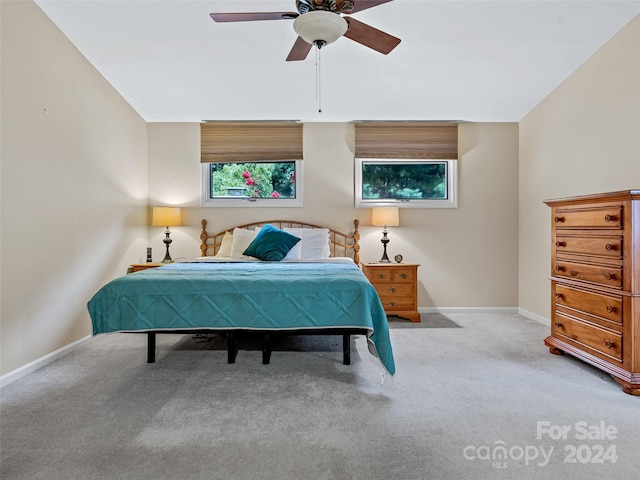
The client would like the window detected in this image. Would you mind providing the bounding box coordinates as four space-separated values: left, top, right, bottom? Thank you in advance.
202 160 303 207
355 158 457 208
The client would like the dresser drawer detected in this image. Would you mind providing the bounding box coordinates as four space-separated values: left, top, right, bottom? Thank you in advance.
553 313 622 363
554 284 623 324
555 234 622 258
553 206 622 229
553 260 623 289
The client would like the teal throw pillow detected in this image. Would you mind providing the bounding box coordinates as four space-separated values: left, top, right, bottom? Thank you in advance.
243 224 301 261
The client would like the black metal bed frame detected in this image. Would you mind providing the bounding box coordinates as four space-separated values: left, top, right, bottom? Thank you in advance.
144 328 369 365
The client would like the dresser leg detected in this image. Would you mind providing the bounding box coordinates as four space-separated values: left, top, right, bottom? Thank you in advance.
549 347 565 355
612 377 640 396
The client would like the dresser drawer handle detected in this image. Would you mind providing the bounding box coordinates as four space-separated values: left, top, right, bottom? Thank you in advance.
554 216 565 223
389 301 397 307
605 273 616 281
389 287 396 293
605 243 616 251
376 273 386 279
606 305 616 313
555 241 566 247
605 340 615 349
399 273 408 279
554 321 562 328
554 265 565 272
555 292 563 299
604 214 617 222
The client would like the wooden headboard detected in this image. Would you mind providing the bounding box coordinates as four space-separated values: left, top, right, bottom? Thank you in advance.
200 219 360 264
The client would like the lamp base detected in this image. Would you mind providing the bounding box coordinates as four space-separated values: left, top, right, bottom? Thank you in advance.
162 228 174 263
379 230 391 263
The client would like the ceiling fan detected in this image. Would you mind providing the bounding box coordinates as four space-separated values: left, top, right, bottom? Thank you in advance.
210 0 401 61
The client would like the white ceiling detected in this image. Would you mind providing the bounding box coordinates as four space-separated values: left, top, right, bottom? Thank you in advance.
34 0 640 123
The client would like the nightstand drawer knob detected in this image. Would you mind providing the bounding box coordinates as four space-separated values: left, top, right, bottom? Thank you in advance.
606 305 616 313
605 273 616 281
605 340 615 349
555 292 563 299
554 321 562 328
389 287 396 293
399 273 408 279
389 301 397 307
555 241 566 247
555 265 565 272
376 273 386 279
604 214 617 222
554 216 565 223
605 243 616 251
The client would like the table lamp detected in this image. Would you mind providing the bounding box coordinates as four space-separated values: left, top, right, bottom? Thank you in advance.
371 207 400 263
152 206 182 263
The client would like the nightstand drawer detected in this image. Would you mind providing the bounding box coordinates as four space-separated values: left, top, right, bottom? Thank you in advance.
368 267 415 284
374 283 414 296
378 294 416 311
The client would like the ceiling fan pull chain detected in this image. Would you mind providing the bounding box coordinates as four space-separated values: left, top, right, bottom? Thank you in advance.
316 46 322 113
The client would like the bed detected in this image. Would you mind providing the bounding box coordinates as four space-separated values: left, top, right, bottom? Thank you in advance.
88 220 395 375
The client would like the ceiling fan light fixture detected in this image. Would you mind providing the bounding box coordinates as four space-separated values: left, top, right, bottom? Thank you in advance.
293 11 348 47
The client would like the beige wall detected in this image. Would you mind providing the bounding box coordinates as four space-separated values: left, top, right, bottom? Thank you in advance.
0 1 149 376
519 15 640 320
147 122 520 309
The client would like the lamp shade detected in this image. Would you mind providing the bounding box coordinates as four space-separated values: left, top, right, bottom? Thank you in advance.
152 207 182 227
293 11 348 46
371 207 400 227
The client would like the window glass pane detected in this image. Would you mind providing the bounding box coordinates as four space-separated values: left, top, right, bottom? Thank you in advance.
361 161 447 200
208 162 296 199
355 158 457 208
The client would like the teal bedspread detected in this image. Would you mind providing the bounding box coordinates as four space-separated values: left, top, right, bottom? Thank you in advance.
87 261 395 375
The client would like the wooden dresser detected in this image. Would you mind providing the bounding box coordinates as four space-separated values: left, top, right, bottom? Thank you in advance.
544 190 639 395
361 262 420 322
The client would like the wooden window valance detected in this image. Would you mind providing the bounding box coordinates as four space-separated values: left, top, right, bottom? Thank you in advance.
354 122 458 159
200 122 303 163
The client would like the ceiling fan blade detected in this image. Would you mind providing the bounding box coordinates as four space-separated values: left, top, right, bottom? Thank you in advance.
343 17 400 55
348 0 394 14
286 36 313 62
210 12 298 23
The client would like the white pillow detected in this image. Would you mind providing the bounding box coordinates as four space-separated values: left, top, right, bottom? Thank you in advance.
215 231 233 258
284 228 330 259
282 231 302 260
230 228 259 259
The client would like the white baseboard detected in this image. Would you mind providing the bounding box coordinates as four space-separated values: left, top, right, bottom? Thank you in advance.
419 306 550 326
0 335 92 388
419 307 519 314
517 308 550 326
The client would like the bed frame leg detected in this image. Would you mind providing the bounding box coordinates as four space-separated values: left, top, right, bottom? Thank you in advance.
227 332 238 364
343 334 351 365
262 334 272 364
147 333 156 363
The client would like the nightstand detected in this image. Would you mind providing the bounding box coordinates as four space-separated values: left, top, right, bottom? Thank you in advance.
361 262 420 322
127 263 164 274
